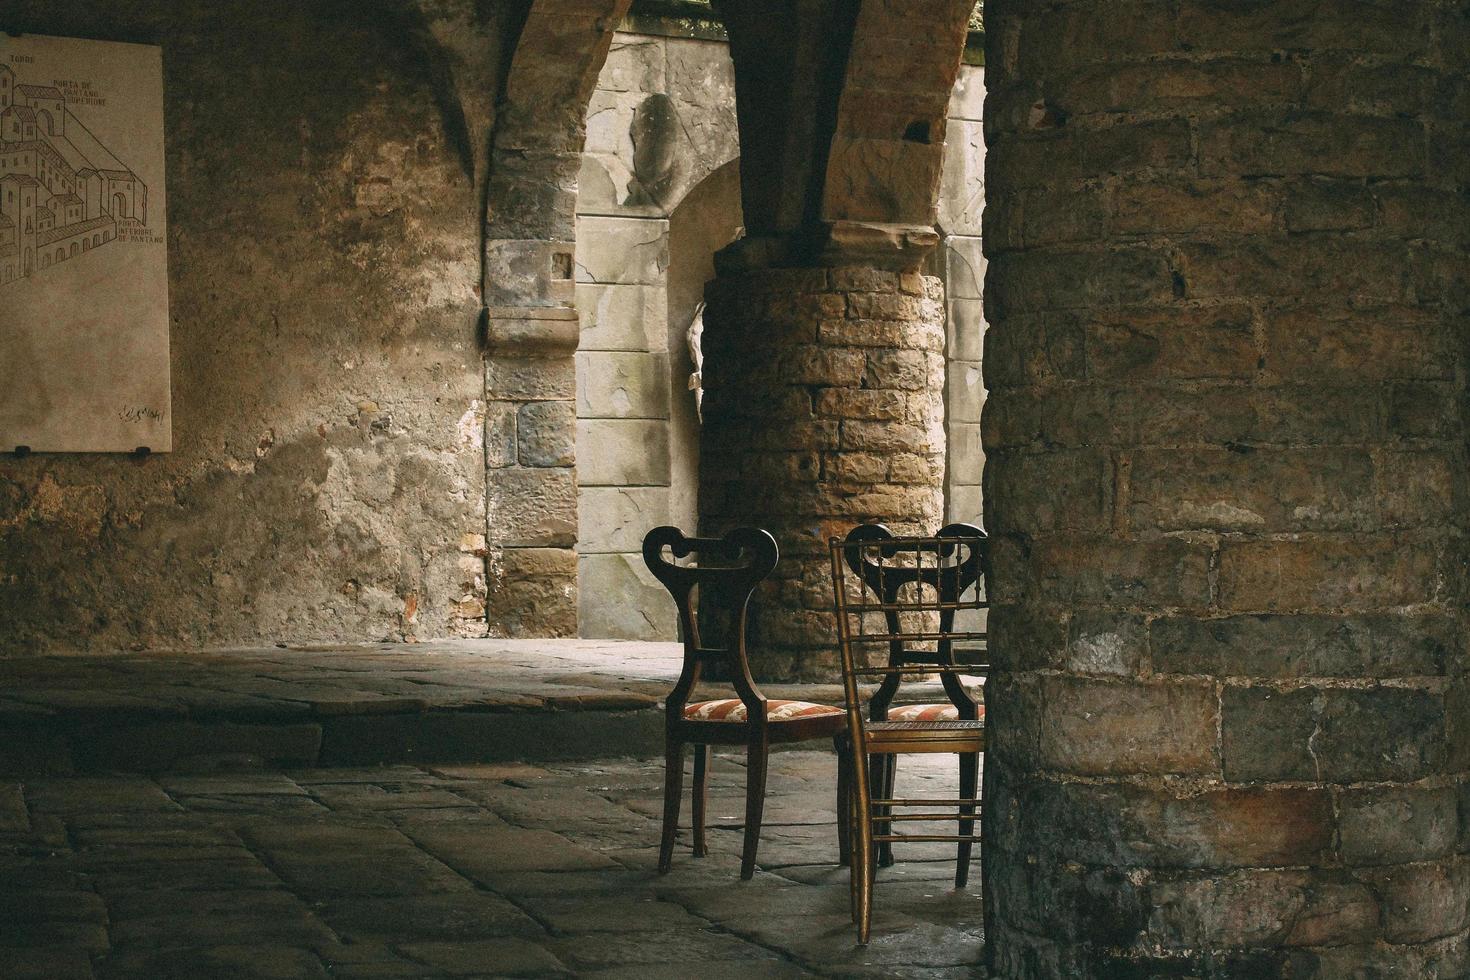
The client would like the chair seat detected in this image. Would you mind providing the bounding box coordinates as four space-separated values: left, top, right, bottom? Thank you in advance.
885 703 987 723
685 698 843 723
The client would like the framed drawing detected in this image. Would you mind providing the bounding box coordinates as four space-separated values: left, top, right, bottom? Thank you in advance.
0 32 170 453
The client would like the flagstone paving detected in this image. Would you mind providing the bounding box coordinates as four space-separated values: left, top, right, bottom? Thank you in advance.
0 640 971 775
0 750 985 978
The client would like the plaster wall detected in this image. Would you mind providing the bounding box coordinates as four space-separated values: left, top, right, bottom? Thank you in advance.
0 1 489 655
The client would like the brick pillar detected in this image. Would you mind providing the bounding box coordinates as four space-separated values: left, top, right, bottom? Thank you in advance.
699 261 947 679
982 1 1470 975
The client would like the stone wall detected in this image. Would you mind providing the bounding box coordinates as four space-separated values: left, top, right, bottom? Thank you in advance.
940 67 986 526
981 0 1470 972
574 29 740 640
574 29 988 640
0 1 488 654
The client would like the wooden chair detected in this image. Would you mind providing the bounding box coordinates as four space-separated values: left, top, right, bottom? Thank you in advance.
828 526 988 943
643 525 849 879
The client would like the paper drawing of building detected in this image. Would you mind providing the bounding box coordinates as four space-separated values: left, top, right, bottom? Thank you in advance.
0 63 148 286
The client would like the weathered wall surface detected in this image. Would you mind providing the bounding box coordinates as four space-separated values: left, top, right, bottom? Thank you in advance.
981 0 1470 973
0 1 488 654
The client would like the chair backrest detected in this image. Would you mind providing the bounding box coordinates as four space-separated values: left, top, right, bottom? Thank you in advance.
642 525 779 719
829 524 989 721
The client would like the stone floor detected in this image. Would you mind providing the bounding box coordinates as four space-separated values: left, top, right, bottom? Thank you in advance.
0 640 966 774
0 751 987 978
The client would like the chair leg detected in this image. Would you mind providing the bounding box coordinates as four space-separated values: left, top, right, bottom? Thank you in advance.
853 750 875 944
874 754 896 867
659 739 684 875
692 743 710 858
740 734 769 880
956 751 980 889
834 732 850 867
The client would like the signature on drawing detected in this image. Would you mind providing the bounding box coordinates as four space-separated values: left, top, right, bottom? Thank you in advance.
119 406 163 423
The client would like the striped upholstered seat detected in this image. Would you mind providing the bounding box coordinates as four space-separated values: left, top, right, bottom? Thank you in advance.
885 703 986 723
685 698 844 723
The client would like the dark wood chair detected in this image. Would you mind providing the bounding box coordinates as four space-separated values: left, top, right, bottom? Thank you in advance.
841 522 986 879
829 525 988 943
643 525 849 879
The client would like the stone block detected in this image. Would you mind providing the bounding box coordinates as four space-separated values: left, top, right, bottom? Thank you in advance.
1111 178 1277 236
1217 536 1443 612
1198 112 1424 179
515 401 575 467
786 347 868 386
1377 451 1457 528
577 351 671 420
486 547 576 638
1221 686 1318 781
987 450 1109 533
1264 306 1451 381
1084 306 1257 381
484 402 517 468
946 299 985 361
578 486 669 554
1039 677 1218 776
578 553 676 640
1338 787 1458 867
946 483 982 525
1027 536 1213 607
1358 859 1470 944
1224 684 1447 783
576 282 669 352
1148 869 1377 950
1151 613 1453 679
575 215 668 285
841 421 937 454
947 359 984 424
600 34 666 94
487 356 575 401
1284 178 1376 232
945 237 985 300
1065 612 1147 677
577 419 670 486
866 349 936 391
487 468 577 547
987 248 1176 317
1315 687 1446 783
1127 448 1376 532
814 388 906 421
949 63 985 121
939 119 984 236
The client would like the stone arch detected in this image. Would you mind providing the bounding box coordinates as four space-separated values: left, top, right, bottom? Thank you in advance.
481 0 632 638
819 0 974 230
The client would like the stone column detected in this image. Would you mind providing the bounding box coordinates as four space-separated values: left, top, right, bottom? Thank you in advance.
482 286 579 635
699 250 947 679
982 0 1470 974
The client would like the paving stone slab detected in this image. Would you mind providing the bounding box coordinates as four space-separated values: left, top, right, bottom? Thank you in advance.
97 944 330 980
316 893 542 942
398 938 568 976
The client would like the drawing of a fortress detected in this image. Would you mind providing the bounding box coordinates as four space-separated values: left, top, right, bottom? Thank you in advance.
0 63 148 287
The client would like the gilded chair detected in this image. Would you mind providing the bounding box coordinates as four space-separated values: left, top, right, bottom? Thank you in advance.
643 525 849 879
829 526 988 943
